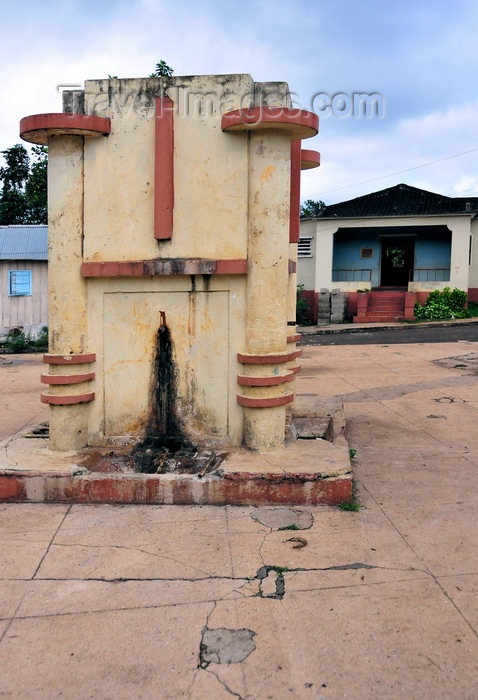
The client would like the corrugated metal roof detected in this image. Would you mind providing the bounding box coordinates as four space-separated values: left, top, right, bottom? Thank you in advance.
0 225 48 260
316 184 478 219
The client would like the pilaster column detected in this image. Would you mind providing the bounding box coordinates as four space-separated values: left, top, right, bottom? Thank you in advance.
46 135 90 449
315 224 336 291
20 113 110 450
242 131 292 450
222 107 318 451
449 218 471 290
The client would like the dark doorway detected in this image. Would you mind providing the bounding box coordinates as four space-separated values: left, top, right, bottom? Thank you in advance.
380 237 415 286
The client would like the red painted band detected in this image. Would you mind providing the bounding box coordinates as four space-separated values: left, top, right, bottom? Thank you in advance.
41 392 95 405
81 259 247 277
237 351 298 365
154 97 174 240
237 393 295 408
290 365 301 374
287 334 301 343
41 372 95 385
215 259 248 274
237 372 295 386
289 140 301 243
221 107 318 140
300 149 320 170
43 354 96 365
288 260 297 273
20 114 111 145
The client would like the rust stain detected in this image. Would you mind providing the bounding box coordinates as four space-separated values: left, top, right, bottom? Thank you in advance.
261 165 275 182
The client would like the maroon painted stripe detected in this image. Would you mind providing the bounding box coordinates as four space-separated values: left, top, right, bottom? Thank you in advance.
289 140 301 243
237 393 294 408
237 372 294 386
43 354 96 365
290 365 301 375
41 392 95 405
154 97 174 240
81 259 247 277
287 334 301 343
215 259 247 274
237 351 298 365
41 372 95 385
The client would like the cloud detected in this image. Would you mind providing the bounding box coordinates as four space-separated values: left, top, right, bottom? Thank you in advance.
3 0 478 209
301 98 478 203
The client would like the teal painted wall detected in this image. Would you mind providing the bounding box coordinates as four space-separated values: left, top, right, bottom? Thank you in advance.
332 226 451 286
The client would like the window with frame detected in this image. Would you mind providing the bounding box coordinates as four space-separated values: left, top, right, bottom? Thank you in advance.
298 238 313 257
8 270 32 296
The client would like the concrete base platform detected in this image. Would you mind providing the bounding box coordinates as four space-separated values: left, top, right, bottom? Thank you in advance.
0 353 352 505
0 437 351 506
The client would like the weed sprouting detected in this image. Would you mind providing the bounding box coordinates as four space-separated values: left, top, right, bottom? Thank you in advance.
339 499 363 512
278 524 300 531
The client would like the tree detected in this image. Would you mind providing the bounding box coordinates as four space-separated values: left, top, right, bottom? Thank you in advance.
0 144 48 224
300 199 325 218
0 144 29 224
25 146 48 224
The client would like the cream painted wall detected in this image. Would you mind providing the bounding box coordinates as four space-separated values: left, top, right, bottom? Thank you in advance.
44 73 296 451
82 75 290 263
469 219 478 288
86 274 247 448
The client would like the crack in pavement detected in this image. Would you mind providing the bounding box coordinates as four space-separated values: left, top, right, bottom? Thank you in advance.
41 541 219 580
353 474 478 640
0 597 249 624
335 374 478 404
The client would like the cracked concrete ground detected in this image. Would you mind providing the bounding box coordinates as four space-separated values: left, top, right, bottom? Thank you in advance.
1 343 478 698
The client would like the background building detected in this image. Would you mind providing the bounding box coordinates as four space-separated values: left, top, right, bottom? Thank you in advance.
0 225 48 330
299 184 478 322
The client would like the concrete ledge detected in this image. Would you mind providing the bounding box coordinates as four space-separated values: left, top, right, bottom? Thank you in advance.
0 431 351 506
0 470 351 506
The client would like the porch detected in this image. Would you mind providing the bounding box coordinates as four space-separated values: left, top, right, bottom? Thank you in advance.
331 225 453 291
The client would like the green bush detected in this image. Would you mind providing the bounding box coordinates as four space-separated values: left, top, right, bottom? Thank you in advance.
1 326 48 352
414 287 469 320
33 326 48 348
296 284 310 325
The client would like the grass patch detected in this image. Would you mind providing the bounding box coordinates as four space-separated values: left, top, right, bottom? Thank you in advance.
268 566 289 577
278 524 300 531
339 499 363 512
349 448 357 459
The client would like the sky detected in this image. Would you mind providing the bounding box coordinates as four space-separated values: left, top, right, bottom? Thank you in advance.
2 0 478 205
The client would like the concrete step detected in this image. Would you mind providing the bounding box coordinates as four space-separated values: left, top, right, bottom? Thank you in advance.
367 307 404 314
354 315 407 323
368 301 403 309
369 292 407 298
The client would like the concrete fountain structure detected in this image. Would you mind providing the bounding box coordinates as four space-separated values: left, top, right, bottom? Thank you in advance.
0 73 351 505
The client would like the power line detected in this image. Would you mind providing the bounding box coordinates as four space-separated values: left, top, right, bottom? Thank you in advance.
318 146 478 197
445 185 478 197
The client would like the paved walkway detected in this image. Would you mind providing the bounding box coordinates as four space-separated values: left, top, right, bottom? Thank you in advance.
1 344 478 698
